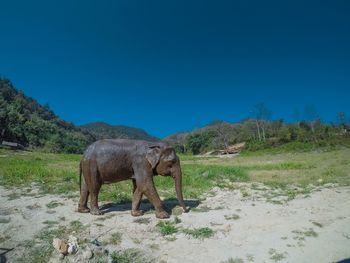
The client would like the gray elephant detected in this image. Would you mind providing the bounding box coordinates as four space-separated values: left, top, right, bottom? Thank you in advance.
78 139 188 218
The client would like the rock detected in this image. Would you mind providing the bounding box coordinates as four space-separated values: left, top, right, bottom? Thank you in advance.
59 253 65 260
67 235 79 254
52 238 68 255
171 206 183 216
68 244 78 254
82 248 93 260
68 235 78 245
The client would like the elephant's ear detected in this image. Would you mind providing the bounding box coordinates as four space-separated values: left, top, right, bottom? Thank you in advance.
146 146 162 169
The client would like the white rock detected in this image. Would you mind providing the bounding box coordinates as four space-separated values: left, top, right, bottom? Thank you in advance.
68 244 78 254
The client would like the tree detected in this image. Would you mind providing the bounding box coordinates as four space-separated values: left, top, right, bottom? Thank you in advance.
251 103 272 141
292 107 301 125
0 78 92 153
337 112 346 126
186 131 216 154
304 105 319 132
212 121 233 149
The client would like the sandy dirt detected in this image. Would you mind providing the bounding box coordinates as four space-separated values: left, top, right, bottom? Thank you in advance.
1 183 350 263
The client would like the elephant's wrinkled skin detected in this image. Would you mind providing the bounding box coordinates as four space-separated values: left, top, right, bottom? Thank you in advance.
78 139 188 218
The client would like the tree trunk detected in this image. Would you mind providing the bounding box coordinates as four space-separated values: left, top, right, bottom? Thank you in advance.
261 124 266 141
255 119 261 141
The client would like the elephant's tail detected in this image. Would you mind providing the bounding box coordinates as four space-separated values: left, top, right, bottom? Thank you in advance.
79 160 82 194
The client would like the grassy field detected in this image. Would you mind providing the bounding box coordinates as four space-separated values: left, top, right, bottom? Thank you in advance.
1 146 350 263
0 146 349 204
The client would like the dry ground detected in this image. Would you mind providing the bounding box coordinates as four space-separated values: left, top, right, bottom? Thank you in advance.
1 183 350 263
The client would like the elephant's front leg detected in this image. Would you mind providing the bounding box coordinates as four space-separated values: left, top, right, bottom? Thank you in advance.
142 178 169 219
131 179 144 217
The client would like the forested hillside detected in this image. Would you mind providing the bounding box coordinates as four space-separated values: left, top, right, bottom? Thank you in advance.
0 78 158 153
164 117 350 154
0 79 94 153
80 122 158 142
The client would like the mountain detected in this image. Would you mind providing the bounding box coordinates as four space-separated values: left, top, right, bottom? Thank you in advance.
79 122 159 142
0 78 94 153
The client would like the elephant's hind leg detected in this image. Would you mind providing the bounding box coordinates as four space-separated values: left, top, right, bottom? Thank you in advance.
83 161 103 215
89 166 103 215
78 177 90 213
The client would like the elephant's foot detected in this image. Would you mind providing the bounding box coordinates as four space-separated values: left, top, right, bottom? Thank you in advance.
77 205 90 213
182 206 190 213
131 209 144 217
155 210 169 219
90 207 104 215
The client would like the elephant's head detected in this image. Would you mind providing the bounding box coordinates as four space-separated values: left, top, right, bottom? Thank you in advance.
146 145 188 212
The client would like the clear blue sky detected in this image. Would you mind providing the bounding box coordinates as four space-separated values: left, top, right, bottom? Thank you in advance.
1 0 349 138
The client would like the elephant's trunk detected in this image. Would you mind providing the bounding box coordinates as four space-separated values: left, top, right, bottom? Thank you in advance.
173 165 188 212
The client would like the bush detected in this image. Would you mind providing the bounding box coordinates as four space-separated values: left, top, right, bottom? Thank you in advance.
186 130 216 154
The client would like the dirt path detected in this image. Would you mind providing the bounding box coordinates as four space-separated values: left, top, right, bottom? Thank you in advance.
1 184 350 263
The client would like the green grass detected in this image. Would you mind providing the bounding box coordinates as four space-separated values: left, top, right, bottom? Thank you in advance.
292 228 318 240
268 249 287 262
108 232 123 245
191 205 211 212
221 258 244 263
183 227 215 239
311 221 323 228
0 235 10 243
133 217 151 224
157 220 178 236
110 248 152 263
0 150 80 195
185 147 350 188
69 220 85 231
0 218 11 224
45 201 63 209
42 220 59 226
224 214 240 220
0 149 249 202
1 146 349 205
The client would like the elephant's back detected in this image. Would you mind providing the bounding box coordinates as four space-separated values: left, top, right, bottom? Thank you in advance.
82 139 149 160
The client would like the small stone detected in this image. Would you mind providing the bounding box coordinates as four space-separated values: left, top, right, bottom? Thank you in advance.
68 244 78 254
59 253 65 260
52 238 68 255
82 248 93 260
171 206 183 216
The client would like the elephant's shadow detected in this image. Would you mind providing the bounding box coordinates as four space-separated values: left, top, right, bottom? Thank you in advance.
100 198 200 215
0 247 14 263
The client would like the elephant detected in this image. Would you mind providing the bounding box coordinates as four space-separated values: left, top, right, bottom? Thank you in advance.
78 139 188 218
